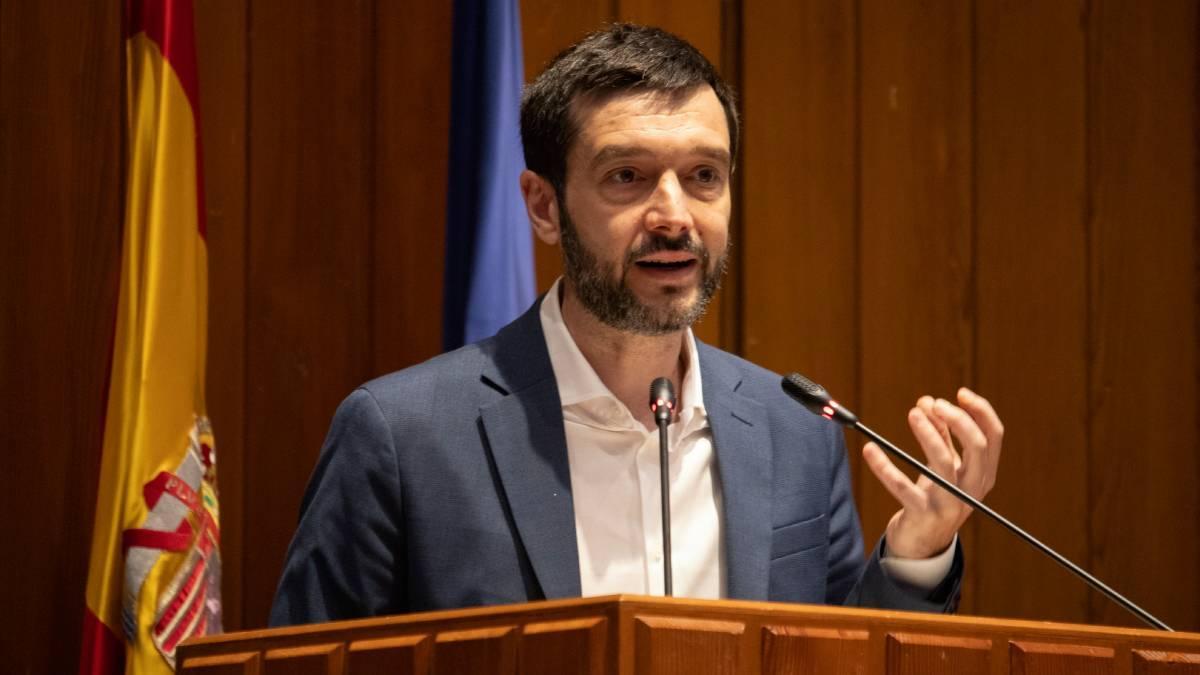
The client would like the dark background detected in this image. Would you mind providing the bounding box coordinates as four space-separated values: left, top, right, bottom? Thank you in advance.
2 1 1197 672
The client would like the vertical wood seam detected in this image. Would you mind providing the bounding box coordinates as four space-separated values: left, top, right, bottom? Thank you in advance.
967 0 980 616
239 0 253 633
721 0 743 355
1082 0 1096 625
1194 0 1200 633
852 0 864 507
367 0 378 376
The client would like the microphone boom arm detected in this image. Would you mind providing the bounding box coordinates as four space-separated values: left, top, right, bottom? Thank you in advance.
782 372 1172 632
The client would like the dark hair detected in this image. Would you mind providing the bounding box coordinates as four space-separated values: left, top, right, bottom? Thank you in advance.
520 23 740 198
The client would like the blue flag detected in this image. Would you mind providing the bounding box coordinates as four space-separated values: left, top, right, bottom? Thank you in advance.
443 0 536 349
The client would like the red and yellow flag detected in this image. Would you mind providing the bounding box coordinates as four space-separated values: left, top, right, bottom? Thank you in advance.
81 1 221 673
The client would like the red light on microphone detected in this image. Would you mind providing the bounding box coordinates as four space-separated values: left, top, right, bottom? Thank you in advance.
822 405 835 419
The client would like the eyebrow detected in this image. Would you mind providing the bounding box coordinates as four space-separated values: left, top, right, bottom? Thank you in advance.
588 144 732 171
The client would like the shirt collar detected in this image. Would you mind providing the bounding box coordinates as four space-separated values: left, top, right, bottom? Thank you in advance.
539 278 707 425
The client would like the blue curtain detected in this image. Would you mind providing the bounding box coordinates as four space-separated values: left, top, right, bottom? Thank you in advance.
443 0 536 349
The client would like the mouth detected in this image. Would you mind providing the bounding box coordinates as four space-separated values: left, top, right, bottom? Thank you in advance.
634 253 699 273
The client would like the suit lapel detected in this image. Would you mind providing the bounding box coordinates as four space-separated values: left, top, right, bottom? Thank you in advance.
477 302 582 600
700 345 774 600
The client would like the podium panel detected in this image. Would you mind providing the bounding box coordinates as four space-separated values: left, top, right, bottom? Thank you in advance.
179 595 1200 675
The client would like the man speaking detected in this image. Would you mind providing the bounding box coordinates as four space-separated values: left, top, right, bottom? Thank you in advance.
269 24 1003 626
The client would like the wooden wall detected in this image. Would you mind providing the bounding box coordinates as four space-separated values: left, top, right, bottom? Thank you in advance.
0 1 1196 671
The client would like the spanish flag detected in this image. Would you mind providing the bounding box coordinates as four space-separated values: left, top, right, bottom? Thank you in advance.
80 1 221 673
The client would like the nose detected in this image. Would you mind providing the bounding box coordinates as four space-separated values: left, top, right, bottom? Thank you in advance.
644 172 692 236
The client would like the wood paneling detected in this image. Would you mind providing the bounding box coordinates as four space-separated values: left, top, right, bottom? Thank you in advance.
195 0 249 632
1010 641 1114 675
762 626 869 674
347 635 431 675
372 0 452 374
243 0 376 627
740 0 860 482
857 0 975 599
633 615 744 675
0 1 123 673
973 0 1090 623
433 626 518 675
885 633 990 675
1087 0 1199 630
177 596 1200 675
520 617 607 675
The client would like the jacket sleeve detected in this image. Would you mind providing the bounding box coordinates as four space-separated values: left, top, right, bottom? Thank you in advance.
269 388 406 626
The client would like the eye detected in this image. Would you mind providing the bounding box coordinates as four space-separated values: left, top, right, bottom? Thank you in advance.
607 168 639 184
691 166 726 188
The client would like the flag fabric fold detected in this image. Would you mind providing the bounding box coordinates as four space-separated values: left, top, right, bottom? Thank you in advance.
81 1 221 673
443 0 536 349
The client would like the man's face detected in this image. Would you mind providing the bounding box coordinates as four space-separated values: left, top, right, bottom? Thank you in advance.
558 86 732 335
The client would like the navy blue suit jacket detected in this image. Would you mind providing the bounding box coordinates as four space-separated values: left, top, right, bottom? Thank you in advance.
269 301 961 626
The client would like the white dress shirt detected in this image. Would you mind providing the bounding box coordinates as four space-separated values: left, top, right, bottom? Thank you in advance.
538 280 953 598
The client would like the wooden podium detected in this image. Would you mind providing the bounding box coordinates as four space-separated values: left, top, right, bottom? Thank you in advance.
179 595 1200 674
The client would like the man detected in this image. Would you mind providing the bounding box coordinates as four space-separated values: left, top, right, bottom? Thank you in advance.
269 24 1002 626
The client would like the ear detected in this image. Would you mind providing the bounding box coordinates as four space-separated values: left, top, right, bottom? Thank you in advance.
520 170 561 246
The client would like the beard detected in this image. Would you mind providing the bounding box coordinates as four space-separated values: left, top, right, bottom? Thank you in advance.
559 208 729 336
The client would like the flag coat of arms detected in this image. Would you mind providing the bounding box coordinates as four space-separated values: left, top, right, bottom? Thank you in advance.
81 1 222 673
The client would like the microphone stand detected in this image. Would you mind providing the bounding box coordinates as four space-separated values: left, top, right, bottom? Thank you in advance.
650 378 676 596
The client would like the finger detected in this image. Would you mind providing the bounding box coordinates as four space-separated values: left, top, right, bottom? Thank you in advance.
908 406 960 481
956 388 1002 493
862 442 925 511
917 395 953 449
957 387 1004 455
934 398 991 494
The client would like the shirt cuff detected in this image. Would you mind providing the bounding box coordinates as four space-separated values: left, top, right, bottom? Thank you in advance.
879 535 958 592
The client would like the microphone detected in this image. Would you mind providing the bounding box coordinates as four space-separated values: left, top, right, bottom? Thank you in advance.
781 372 1172 631
649 377 675 596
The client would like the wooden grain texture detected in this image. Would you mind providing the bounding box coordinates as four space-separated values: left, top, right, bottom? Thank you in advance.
177 596 1200 675
740 0 860 485
1133 650 1200 675
520 617 607 675
972 0 1091 624
520 0 611 296
263 643 344 675
372 0 451 374
243 0 375 628
618 0 723 64
633 615 744 675
183 651 262 675
857 0 975 596
195 0 249 632
1086 0 1199 630
348 635 431 675
1010 640 1114 675
0 1 122 673
433 626 518 675
762 626 869 674
885 632 991 675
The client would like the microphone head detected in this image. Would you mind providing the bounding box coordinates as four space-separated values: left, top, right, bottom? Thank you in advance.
781 372 859 426
649 377 676 423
